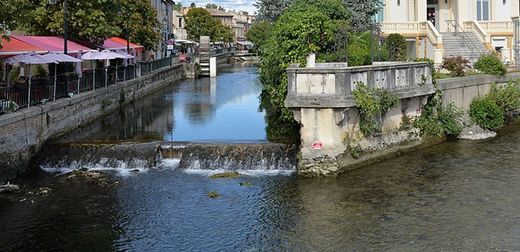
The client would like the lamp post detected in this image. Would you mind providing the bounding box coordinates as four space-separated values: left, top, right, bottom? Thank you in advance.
48 0 68 54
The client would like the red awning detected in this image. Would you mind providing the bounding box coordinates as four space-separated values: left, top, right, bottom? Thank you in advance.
12 36 92 55
0 37 47 56
103 37 144 52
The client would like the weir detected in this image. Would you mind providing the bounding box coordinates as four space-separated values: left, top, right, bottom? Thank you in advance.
285 58 436 176
37 141 297 173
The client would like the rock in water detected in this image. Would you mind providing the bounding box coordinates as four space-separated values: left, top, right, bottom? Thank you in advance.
458 125 497 140
0 182 20 193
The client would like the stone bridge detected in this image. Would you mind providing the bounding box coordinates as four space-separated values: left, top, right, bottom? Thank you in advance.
285 57 435 176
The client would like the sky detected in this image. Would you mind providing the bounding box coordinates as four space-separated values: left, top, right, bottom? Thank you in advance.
177 0 257 14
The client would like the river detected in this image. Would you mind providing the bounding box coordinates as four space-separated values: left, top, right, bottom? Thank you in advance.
2 65 520 251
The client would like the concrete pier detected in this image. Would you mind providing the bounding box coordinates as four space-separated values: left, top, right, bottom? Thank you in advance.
285 61 435 176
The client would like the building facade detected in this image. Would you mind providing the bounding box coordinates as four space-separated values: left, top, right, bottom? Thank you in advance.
380 0 520 65
151 0 174 59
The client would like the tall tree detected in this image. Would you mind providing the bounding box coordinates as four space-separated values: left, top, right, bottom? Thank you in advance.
118 0 161 50
254 0 293 22
343 0 382 32
0 0 20 48
245 21 272 52
185 8 233 42
18 0 121 46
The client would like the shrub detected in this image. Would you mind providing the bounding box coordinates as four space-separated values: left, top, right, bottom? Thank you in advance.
384 33 407 61
441 56 470 77
352 82 398 136
469 96 504 130
487 82 520 115
413 102 463 138
474 53 507 76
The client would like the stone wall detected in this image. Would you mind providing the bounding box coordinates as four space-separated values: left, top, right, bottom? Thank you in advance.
0 64 185 183
285 61 435 176
439 73 520 110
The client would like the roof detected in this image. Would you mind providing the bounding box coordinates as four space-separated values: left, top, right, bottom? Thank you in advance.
102 37 144 51
12 36 92 54
0 37 46 56
205 8 234 17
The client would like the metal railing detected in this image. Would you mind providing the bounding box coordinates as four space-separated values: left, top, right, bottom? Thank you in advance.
0 56 180 115
446 20 487 57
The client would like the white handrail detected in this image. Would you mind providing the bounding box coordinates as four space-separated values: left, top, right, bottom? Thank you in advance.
464 21 491 44
423 21 443 46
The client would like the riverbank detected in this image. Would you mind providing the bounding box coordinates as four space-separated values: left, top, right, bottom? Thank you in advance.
0 64 186 183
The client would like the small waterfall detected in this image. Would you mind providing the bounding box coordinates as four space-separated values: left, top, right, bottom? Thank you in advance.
37 142 161 172
161 143 298 171
37 141 298 174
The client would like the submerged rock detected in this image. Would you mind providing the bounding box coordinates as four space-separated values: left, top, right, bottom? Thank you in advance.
209 171 241 179
207 191 220 198
61 169 119 189
0 182 20 193
458 125 497 140
36 187 52 196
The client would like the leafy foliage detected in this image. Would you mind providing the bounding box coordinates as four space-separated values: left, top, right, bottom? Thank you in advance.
258 0 346 142
469 96 504 130
343 0 382 32
383 33 407 61
0 0 20 47
118 0 161 50
246 21 272 53
487 82 520 116
474 53 507 76
185 8 233 42
441 56 470 77
16 0 160 48
18 0 121 46
254 0 293 22
352 83 398 136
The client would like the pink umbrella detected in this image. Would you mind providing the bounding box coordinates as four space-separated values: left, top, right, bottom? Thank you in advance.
42 53 82 100
5 53 56 108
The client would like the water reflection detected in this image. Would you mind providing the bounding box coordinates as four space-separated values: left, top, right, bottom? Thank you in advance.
63 65 266 142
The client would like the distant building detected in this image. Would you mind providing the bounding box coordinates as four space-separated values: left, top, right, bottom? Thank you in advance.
173 7 254 42
380 0 520 65
151 0 174 59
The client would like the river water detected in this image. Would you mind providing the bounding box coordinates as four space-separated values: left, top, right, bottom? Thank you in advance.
2 65 520 251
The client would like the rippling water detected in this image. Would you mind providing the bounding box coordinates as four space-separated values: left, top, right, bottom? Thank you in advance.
3 125 520 251
3 65 520 251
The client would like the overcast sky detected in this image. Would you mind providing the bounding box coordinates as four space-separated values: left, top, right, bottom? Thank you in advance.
177 0 257 14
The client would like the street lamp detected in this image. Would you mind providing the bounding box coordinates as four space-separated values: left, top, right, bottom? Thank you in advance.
48 0 68 54
118 0 131 52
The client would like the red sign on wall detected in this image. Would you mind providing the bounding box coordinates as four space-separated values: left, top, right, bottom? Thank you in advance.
312 141 323 150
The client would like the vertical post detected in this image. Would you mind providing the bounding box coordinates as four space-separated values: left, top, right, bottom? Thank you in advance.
63 0 68 54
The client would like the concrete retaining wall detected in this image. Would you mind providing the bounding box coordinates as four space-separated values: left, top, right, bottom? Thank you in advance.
440 73 520 110
0 64 185 182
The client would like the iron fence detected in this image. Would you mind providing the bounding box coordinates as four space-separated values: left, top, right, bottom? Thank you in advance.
0 56 179 115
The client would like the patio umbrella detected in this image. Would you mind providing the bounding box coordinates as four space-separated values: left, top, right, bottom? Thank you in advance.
115 50 135 82
75 50 83 94
81 50 127 87
42 53 82 101
5 53 56 108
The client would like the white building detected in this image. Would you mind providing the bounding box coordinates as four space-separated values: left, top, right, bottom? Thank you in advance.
380 0 520 65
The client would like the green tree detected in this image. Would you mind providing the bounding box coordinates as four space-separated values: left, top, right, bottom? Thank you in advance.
343 0 382 32
190 2 196 8
259 0 346 142
383 33 407 61
185 8 233 42
0 0 20 48
18 0 121 46
254 0 293 22
174 2 183 11
118 0 161 50
245 21 272 52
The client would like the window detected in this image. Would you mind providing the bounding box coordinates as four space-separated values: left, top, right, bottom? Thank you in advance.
477 0 489 21
179 18 183 28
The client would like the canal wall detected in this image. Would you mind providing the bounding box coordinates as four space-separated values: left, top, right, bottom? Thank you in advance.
285 59 435 176
0 64 185 183
440 73 520 110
